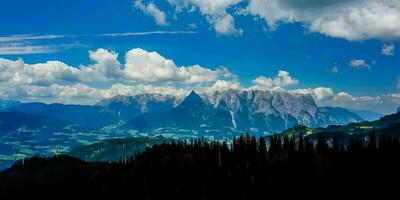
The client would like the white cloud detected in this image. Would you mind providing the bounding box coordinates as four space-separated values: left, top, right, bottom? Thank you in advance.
212 13 243 36
251 70 299 91
167 0 243 35
245 0 400 41
132 0 400 40
0 34 66 43
0 48 229 85
211 80 240 91
0 48 237 104
349 59 370 69
98 31 197 37
134 0 168 26
83 48 122 81
0 44 74 55
0 32 197 55
290 87 400 114
313 87 335 101
382 43 395 56
123 48 181 83
290 87 334 101
123 48 224 83
132 0 399 40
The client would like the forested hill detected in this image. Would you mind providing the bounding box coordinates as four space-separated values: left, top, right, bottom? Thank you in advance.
1 133 400 198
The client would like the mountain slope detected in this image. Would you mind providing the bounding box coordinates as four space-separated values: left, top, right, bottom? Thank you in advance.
348 109 383 121
281 111 400 142
96 94 179 122
124 91 216 131
0 100 20 111
5 103 118 129
316 107 364 127
0 111 70 135
68 136 170 162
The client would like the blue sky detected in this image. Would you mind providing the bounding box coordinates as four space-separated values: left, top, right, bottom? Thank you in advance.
0 0 399 113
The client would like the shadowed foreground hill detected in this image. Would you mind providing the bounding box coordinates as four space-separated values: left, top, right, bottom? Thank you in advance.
1 134 400 198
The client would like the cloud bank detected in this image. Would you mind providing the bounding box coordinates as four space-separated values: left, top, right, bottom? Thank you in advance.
0 47 398 114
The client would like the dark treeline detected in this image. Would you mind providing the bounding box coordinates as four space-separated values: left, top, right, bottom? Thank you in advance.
1 133 400 198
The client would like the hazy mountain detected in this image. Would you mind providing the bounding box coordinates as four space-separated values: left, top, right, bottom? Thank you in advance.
5 103 119 130
0 99 20 111
124 90 364 135
5 94 180 130
348 109 383 121
316 107 364 127
0 111 70 135
96 94 179 122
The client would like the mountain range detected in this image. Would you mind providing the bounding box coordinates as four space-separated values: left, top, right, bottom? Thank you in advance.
124 90 365 136
70 110 400 163
1 90 368 135
0 89 378 169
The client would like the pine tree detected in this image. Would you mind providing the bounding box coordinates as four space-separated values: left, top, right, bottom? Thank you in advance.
332 135 339 153
316 133 328 154
298 133 304 152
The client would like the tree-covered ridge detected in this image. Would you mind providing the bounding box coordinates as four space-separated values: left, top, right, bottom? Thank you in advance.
68 136 170 162
1 131 400 198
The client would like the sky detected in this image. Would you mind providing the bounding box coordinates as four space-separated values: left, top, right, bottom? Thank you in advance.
0 0 399 114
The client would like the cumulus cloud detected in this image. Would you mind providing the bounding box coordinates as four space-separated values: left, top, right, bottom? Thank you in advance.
0 48 237 104
134 0 168 26
0 48 228 85
382 43 395 56
123 48 226 83
290 87 400 114
290 87 335 101
251 70 299 91
0 48 397 113
211 80 240 91
349 59 370 69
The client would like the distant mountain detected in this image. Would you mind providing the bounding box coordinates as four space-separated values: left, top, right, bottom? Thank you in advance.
124 90 364 135
5 94 180 130
317 107 364 126
5 103 119 129
0 111 70 135
281 111 400 143
0 99 20 111
96 94 179 122
348 109 383 121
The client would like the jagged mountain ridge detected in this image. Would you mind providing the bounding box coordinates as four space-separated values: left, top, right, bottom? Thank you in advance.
124 90 364 134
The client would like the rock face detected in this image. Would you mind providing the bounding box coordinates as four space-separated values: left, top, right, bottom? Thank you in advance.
124 90 364 134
